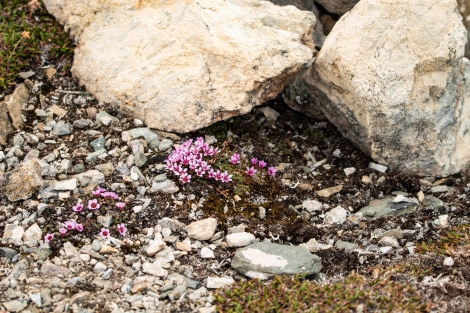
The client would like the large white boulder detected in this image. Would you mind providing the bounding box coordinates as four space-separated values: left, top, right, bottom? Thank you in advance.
44 0 315 133
303 0 470 176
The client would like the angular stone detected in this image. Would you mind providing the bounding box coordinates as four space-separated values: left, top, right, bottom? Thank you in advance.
231 242 322 279
146 239 166 256
186 218 218 241
23 223 42 243
324 206 348 225
316 185 342 198
5 159 43 202
2 224 24 246
200 247 215 259
44 0 315 133
53 178 77 191
302 199 322 212
142 261 167 277
6 83 28 129
0 247 18 261
378 236 400 248
41 262 71 276
2 300 28 312
303 0 470 176
335 240 359 251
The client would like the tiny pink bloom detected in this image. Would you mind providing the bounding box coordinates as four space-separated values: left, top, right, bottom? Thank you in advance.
117 223 128 236
99 227 110 239
195 167 206 177
59 228 67 235
207 169 216 179
102 191 119 200
76 223 84 232
180 172 191 183
116 202 126 209
221 171 232 183
92 186 107 196
230 153 240 165
44 233 54 243
88 199 101 210
246 166 257 176
64 220 76 230
251 157 258 165
214 170 223 181
72 202 84 212
258 160 267 169
267 166 277 176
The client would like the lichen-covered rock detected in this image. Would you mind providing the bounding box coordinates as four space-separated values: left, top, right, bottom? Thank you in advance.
303 0 470 176
5 159 43 202
44 0 315 133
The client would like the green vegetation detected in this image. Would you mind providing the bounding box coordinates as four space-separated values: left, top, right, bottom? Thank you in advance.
215 272 429 313
0 0 74 91
417 223 470 256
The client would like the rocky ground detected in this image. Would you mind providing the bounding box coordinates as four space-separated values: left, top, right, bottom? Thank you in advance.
0 61 470 313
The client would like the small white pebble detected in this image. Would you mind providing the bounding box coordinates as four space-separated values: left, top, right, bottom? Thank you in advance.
443 257 454 267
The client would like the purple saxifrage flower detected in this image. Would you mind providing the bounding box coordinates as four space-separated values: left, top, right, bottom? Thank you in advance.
72 201 84 212
99 227 110 239
246 166 257 176
116 202 126 210
64 220 76 230
88 199 101 210
230 153 241 164
117 223 128 236
44 233 54 243
267 166 277 176
76 223 84 232
59 228 67 235
258 160 267 169
251 157 258 165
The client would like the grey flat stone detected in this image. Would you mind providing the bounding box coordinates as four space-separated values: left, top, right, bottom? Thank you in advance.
231 241 322 279
358 195 417 219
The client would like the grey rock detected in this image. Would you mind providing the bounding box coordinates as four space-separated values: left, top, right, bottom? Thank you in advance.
52 122 72 136
146 239 166 256
200 247 215 259
158 218 186 232
0 247 18 260
2 299 28 312
35 246 51 260
302 199 322 212
90 135 106 151
153 174 167 183
29 292 42 307
5 159 43 202
86 148 107 163
380 229 404 240
422 195 445 211
369 162 388 173
53 178 77 191
23 223 42 243
97 215 113 228
158 139 173 152
41 262 71 276
134 151 147 167
122 128 160 144
150 179 179 193
96 111 119 126
335 240 359 251
359 195 417 219
73 118 92 128
142 261 167 277
75 169 106 184
231 242 322 279
378 236 400 248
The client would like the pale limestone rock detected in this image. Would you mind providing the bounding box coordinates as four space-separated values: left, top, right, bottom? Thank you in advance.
44 0 315 133
2 224 25 246
146 239 166 256
206 276 235 289
303 0 470 176
324 206 348 225
186 218 217 241
226 232 256 247
5 159 43 202
23 223 42 244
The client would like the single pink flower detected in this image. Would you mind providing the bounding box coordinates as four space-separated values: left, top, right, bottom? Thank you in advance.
207 169 216 179
246 166 257 176
92 186 107 197
180 172 191 183
214 170 222 181
76 223 84 232
116 202 126 210
258 160 267 169
59 228 67 235
64 220 76 230
221 171 232 183
230 153 241 164
101 191 119 200
44 233 54 243
88 199 101 210
72 202 84 212
117 223 128 236
267 166 277 176
99 227 110 239
251 157 258 165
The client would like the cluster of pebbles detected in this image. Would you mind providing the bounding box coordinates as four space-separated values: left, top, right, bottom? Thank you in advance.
1 72 470 312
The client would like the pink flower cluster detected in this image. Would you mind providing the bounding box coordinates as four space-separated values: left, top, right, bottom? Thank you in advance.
166 137 232 184
230 154 277 177
43 186 129 244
